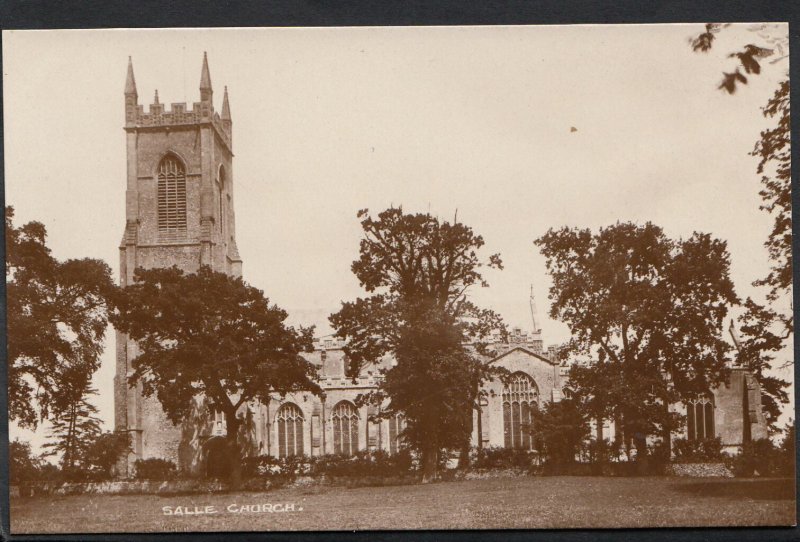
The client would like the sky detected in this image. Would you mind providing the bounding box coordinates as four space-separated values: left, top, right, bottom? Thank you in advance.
3 24 792 448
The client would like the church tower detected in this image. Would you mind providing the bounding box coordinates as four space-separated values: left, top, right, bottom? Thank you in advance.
114 53 242 475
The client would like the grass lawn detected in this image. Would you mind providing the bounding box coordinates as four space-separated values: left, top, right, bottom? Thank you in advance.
10 476 796 534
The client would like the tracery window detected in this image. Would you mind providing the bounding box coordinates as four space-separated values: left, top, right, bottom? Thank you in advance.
388 413 405 455
686 396 715 441
502 372 538 449
332 401 359 456
276 403 304 457
157 155 187 233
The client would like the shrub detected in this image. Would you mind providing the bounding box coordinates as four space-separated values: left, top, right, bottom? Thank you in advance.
672 437 724 463
37 463 64 483
584 438 621 464
728 437 795 478
134 458 178 480
777 424 796 477
530 399 589 466
312 450 414 478
242 454 314 479
242 449 415 481
10 439 44 485
471 447 538 470
78 431 132 482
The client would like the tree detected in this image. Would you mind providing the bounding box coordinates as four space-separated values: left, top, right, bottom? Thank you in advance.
734 299 790 432
751 79 791 309
733 81 793 415
80 432 132 481
6 206 116 428
536 222 739 459
690 23 792 421
690 23 791 339
530 398 589 467
111 266 320 485
9 439 44 485
330 208 505 482
42 369 103 474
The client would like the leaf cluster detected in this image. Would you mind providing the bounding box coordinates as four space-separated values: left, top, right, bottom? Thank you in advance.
752 80 792 306
690 23 785 94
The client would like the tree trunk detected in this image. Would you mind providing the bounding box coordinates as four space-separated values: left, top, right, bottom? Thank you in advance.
66 403 76 472
457 441 471 470
421 443 439 483
457 405 474 469
661 400 672 461
634 432 649 475
225 411 243 489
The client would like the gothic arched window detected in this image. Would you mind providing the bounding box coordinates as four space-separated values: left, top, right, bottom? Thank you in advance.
332 401 359 456
686 396 715 441
276 403 304 457
502 372 538 449
157 155 187 233
388 413 405 455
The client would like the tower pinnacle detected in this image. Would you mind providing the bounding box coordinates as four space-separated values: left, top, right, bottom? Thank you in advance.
200 51 212 102
124 56 137 97
221 86 231 120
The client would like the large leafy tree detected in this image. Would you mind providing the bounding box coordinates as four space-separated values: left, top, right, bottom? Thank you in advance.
6 206 115 428
112 266 320 484
330 208 505 481
536 222 739 457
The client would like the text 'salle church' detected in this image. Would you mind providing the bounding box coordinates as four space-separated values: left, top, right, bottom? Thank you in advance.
114 55 770 477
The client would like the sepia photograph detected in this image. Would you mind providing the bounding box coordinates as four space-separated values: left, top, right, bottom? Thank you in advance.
3 23 796 534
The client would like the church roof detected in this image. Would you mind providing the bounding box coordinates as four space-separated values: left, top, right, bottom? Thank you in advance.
488 345 558 366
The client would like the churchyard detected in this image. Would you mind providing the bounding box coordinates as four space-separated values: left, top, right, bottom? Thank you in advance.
10 475 795 533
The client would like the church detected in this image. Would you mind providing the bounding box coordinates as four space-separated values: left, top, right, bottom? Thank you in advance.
113 55 770 477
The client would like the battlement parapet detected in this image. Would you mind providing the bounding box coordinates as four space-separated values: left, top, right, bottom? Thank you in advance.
126 100 231 149
319 374 384 389
313 337 347 350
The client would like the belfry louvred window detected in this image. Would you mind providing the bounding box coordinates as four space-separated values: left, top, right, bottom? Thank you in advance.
502 372 538 449
157 155 187 233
